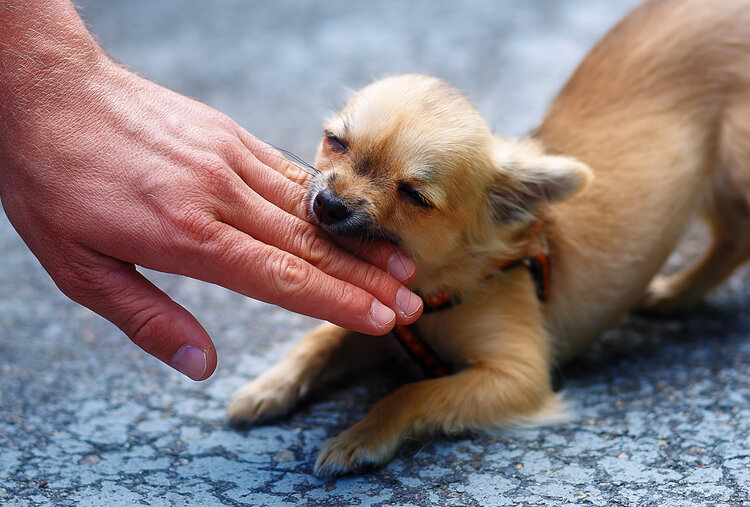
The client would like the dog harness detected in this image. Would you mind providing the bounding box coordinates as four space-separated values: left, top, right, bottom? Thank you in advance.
392 253 550 378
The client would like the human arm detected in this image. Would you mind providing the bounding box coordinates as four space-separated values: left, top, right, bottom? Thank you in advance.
0 0 422 380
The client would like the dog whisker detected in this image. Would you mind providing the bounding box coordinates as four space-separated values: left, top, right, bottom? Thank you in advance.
253 143 320 176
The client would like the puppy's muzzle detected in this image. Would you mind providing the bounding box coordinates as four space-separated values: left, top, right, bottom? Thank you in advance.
312 188 351 226
309 186 401 244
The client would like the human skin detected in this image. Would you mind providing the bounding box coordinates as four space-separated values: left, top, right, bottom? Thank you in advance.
0 1 422 380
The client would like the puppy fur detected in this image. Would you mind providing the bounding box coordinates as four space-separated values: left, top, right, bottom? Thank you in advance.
228 0 750 476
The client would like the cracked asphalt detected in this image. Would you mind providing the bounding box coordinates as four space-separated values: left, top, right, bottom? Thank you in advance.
2 0 750 505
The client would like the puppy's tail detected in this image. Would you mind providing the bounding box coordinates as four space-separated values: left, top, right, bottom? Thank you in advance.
524 391 577 427
496 391 577 431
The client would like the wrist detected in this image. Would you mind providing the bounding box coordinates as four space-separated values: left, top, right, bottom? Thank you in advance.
0 0 110 107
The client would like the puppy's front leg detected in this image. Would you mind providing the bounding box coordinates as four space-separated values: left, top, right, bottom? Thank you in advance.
314 329 559 476
228 323 400 426
227 323 352 426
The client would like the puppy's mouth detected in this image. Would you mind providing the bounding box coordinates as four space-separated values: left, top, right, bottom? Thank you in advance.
308 187 401 245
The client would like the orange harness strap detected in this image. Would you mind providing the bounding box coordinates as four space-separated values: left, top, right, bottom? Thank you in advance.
392 325 451 378
497 253 551 304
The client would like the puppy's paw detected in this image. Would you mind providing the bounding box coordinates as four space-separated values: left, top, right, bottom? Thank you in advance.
227 369 308 427
314 424 399 477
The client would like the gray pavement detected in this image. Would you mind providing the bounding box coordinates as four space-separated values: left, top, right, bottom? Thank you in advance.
2 0 750 505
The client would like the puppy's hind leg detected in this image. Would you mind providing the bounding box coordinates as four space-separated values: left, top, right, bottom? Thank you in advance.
641 96 750 314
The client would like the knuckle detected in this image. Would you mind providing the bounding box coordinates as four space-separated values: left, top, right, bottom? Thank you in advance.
193 154 233 188
297 225 334 266
189 151 247 208
331 283 357 312
145 158 230 250
211 112 240 133
149 186 220 249
128 309 174 357
211 134 246 168
212 135 236 157
266 250 313 302
194 219 226 248
167 203 217 245
359 263 385 292
53 257 112 302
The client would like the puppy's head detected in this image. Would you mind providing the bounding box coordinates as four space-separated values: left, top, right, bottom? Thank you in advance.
309 75 592 266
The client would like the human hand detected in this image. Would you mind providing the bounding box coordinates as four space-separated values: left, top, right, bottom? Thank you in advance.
0 2 422 380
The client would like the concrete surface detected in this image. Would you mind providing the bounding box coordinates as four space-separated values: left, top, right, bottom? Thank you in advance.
2 0 750 505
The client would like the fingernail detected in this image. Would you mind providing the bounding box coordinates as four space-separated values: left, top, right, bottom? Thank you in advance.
396 286 422 318
171 345 208 381
387 251 416 284
370 300 396 329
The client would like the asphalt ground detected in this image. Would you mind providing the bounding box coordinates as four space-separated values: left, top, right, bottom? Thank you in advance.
2 1 750 505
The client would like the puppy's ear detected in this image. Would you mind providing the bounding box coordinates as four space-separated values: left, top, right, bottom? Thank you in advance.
489 145 593 223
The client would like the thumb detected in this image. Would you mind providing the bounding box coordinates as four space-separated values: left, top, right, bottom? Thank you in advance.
56 254 217 380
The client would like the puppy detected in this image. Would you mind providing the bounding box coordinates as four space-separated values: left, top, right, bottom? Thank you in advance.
228 0 750 476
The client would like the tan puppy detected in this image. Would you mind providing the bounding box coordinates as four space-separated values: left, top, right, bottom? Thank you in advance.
228 0 750 476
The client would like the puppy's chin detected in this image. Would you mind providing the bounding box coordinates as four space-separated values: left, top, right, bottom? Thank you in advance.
317 213 402 247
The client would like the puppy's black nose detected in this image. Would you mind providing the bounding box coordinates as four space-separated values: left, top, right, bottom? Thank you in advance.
313 188 351 225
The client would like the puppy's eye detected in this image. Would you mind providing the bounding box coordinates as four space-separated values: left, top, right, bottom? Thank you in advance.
398 183 434 209
325 131 348 154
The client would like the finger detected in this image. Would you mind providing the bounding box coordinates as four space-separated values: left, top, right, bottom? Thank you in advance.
233 152 312 221
231 162 418 286
228 137 418 284
56 251 217 380
217 135 313 222
255 145 314 186
217 191 423 325
235 130 312 185
206 153 423 321
182 224 414 334
222 139 419 287
330 237 418 286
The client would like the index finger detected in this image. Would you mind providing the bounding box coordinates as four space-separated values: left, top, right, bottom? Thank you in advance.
237 132 313 186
